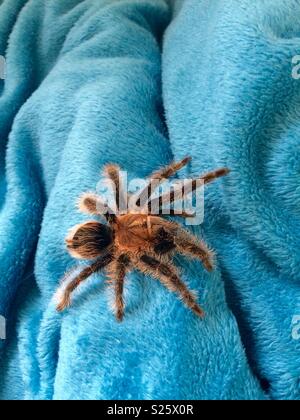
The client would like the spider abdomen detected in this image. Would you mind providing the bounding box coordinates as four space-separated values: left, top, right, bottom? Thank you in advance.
66 222 113 259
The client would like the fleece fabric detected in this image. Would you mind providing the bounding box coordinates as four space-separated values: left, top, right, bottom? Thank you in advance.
0 0 298 401
163 0 300 400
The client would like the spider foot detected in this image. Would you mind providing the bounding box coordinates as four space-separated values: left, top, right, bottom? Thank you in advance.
192 304 205 318
56 294 71 312
203 257 214 272
116 309 124 323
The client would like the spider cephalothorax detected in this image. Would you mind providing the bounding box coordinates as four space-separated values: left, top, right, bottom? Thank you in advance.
56 158 229 321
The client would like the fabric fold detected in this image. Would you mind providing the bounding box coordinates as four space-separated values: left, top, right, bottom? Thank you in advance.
163 0 300 400
0 0 275 400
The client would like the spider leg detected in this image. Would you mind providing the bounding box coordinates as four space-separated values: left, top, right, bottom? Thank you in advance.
104 164 127 213
148 167 230 212
112 254 131 322
201 167 230 185
137 254 204 317
56 253 113 312
78 192 112 216
151 220 214 271
135 157 191 208
173 228 215 272
78 193 117 224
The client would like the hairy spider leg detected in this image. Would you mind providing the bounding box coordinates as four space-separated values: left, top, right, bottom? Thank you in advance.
135 157 191 209
104 164 127 213
137 254 204 317
79 192 117 224
148 167 230 214
110 254 131 322
57 253 113 312
172 226 214 271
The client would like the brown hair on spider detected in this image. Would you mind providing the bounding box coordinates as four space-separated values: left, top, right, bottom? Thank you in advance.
56 157 229 322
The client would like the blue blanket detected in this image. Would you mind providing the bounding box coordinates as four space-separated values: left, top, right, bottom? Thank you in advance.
0 0 298 400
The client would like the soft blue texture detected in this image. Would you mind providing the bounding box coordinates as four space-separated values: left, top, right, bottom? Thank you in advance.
0 0 297 400
163 0 300 400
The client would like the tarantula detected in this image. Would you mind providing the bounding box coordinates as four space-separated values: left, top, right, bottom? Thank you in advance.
56 157 229 321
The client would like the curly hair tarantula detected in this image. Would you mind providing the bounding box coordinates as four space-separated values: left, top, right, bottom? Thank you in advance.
56 157 229 321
